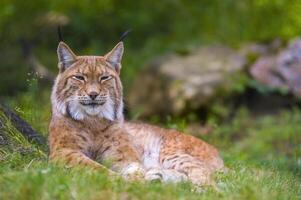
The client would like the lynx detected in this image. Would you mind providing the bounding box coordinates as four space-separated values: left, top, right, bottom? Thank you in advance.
48 41 224 185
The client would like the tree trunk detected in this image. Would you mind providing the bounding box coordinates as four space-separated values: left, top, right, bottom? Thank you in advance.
0 102 47 149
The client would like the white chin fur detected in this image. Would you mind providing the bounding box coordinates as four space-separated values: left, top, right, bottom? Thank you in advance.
52 86 121 121
66 98 115 121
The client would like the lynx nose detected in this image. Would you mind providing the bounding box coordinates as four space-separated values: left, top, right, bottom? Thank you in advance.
88 92 99 100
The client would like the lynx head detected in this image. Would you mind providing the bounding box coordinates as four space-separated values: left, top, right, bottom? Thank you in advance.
51 41 124 122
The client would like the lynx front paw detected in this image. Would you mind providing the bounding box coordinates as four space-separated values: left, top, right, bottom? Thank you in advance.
145 168 188 183
161 169 188 183
145 168 163 182
120 162 145 180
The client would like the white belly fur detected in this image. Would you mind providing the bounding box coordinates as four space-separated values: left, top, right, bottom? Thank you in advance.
142 134 162 169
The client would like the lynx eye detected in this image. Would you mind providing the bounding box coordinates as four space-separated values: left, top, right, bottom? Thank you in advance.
99 75 111 82
73 75 85 81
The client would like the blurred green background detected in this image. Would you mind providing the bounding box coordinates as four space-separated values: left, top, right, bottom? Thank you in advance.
1 0 301 95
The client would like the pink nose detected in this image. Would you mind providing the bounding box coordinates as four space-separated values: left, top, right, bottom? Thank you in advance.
88 92 99 100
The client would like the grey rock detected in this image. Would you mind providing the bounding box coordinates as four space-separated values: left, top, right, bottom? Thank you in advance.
250 38 301 97
128 45 246 117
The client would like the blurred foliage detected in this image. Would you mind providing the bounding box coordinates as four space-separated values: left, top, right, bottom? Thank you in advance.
206 107 301 175
1 0 301 95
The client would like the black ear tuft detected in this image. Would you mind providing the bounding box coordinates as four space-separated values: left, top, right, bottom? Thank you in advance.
119 29 132 42
57 26 64 42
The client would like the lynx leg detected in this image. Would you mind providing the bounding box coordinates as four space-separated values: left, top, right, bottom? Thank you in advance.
160 153 213 185
49 148 115 175
97 131 146 180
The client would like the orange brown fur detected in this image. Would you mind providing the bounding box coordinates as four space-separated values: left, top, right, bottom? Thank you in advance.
48 41 224 185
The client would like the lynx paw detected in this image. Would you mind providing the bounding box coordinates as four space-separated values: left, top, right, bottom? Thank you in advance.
120 162 145 180
145 168 188 183
161 169 188 183
145 168 163 182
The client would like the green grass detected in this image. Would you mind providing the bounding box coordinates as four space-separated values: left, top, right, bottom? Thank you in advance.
0 161 299 200
1 95 301 199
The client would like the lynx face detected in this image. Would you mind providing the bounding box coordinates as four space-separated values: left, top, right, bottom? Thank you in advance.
51 42 124 121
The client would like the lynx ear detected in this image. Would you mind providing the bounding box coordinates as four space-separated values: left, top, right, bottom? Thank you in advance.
57 42 77 71
105 42 124 73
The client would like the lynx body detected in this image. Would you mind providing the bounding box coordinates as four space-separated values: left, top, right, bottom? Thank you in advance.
48 41 224 185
